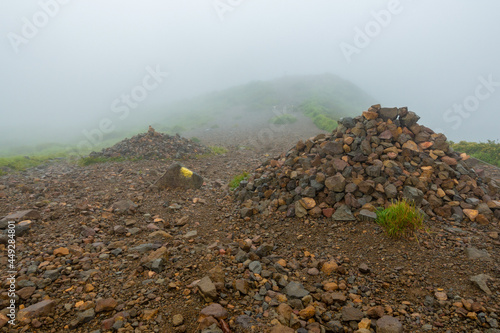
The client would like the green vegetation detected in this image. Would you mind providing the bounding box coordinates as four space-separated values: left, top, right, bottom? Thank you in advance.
148 74 373 133
301 100 338 131
450 140 500 167
209 146 228 155
269 114 297 125
190 137 201 143
229 172 249 191
0 154 65 175
376 199 426 239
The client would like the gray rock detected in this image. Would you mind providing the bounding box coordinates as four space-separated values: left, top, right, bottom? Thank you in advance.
110 200 137 214
325 320 344 332
359 209 377 222
379 107 399 121
403 186 424 206
0 210 40 225
485 329 500 333
153 162 203 190
235 249 249 263
399 111 420 127
235 315 259 330
255 243 273 257
197 276 218 301
43 269 61 281
0 234 8 245
470 274 492 295
376 315 403 333
339 117 356 128
341 306 363 321
71 308 95 327
284 281 309 299
366 165 381 177
249 261 262 274
384 184 398 199
183 230 198 239
129 243 160 253
294 200 308 218
332 205 356 221
201 324 223 333
465 247 491 261
325 173 346 192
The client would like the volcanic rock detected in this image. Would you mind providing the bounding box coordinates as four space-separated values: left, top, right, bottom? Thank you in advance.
233 105 499 225
153 162 204 190
89 127 209 160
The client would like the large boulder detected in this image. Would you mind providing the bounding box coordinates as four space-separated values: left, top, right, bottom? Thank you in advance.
152 163 203 190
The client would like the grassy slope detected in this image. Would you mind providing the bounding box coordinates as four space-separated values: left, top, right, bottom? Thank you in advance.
149 73 375 133
1 74 374 174
451 140 500 167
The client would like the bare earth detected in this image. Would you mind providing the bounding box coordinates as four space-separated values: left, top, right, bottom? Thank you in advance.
0 118 499 333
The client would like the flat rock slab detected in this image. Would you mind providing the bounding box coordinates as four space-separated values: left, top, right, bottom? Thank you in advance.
470 274 493 295
465 247 491 261
153 162 203 190
0 210 40 229
18 299 55 322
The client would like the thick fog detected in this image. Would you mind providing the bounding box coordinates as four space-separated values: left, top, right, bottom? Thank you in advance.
1 0 499 149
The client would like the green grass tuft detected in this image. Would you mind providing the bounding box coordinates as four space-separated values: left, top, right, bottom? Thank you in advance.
209 146 228 155
269 114 297 125
190 137 201 143
375 199 426 240
229 172 249 191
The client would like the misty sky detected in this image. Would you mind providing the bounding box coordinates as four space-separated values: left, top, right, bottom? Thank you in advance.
1 0 500 148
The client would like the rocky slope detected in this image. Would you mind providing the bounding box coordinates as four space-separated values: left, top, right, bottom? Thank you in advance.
233 105 500 229
89 126 210 160
0 112 498 333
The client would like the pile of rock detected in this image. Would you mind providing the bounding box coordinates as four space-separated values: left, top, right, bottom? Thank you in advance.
89 126 209 160
234 105 500 224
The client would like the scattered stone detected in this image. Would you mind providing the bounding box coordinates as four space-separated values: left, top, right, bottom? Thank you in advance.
95 298 118 313
110 199 137 214
197 276 218 301
17 299 56 323
358 263 371 274
332 205 356 221
172 314 184 327
200 303 228 319
470 274 493 295
284 281 309 299
465 247 491 261
342 306 364 321
376 315 403 333
359 209 377 222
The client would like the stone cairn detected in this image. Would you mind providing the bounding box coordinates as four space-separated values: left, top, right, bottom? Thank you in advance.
89 126 210 160
234 105 500 224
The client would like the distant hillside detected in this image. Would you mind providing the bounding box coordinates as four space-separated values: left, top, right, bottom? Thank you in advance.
149 74 375 134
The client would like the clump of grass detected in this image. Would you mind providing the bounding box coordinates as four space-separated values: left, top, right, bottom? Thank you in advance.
376 199 426 239
269 114 297 125
229 172 249 190
191 137 201 143
0 154 65 175
209 146 228 155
